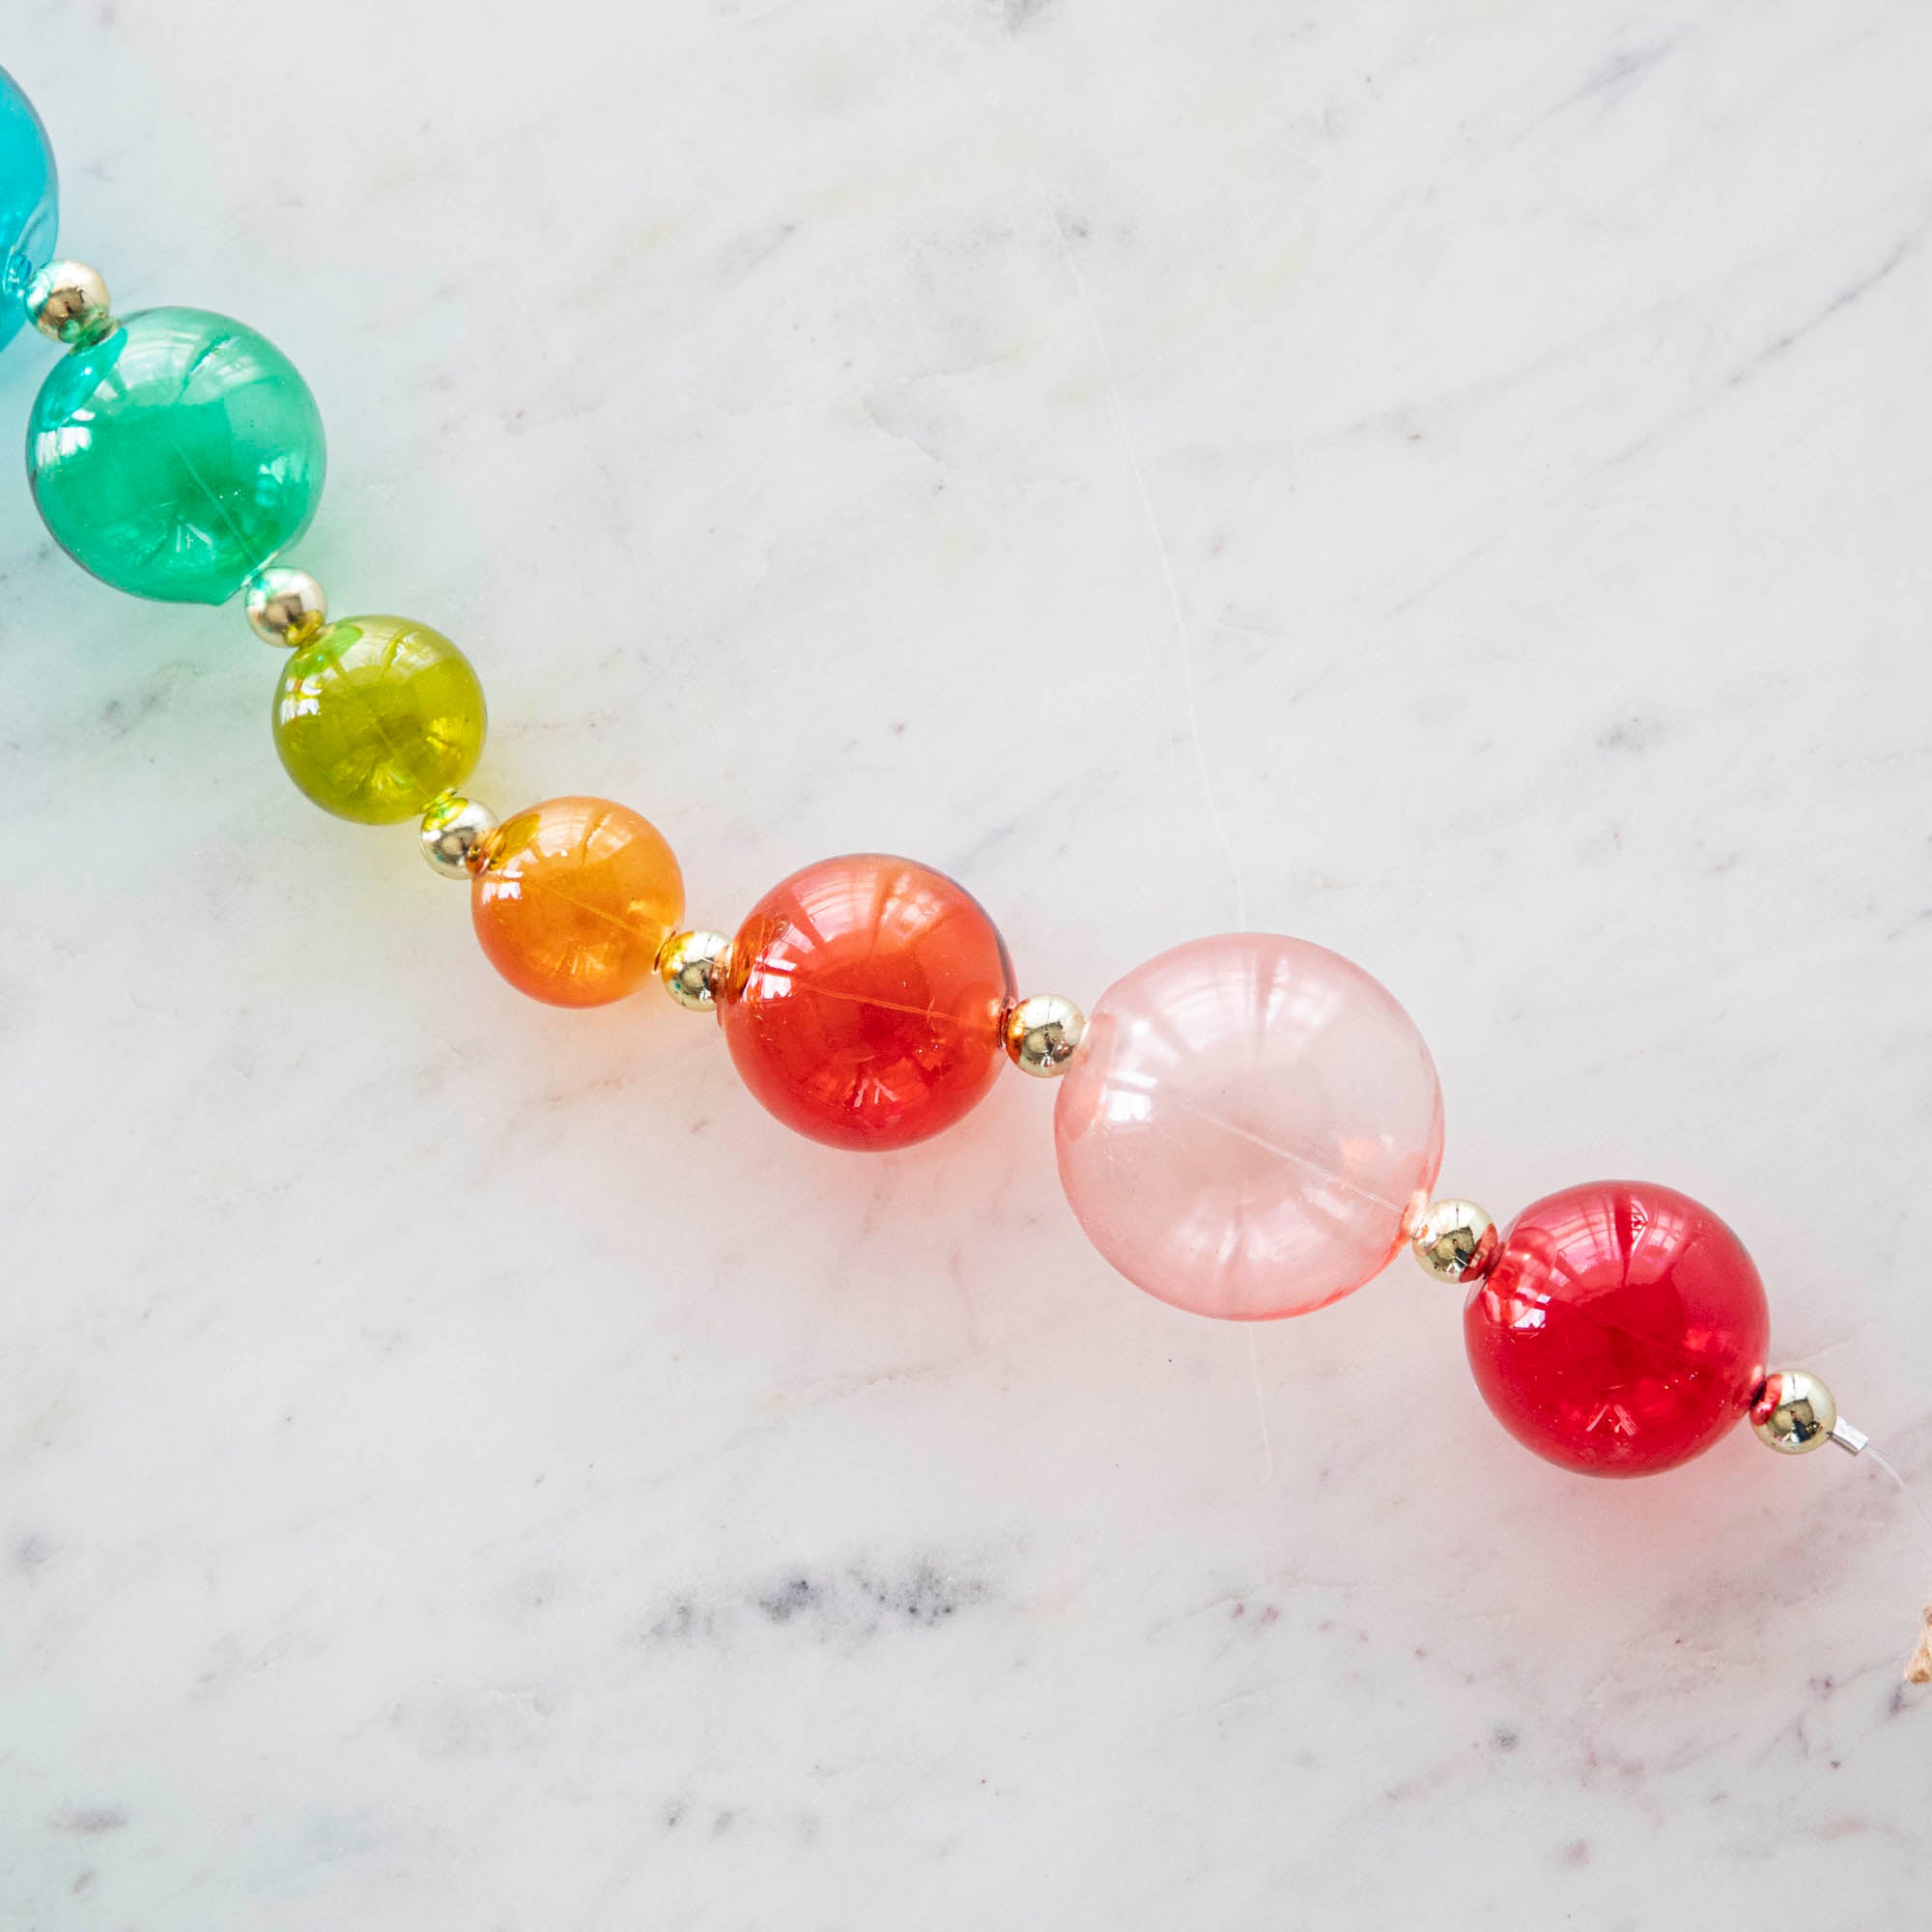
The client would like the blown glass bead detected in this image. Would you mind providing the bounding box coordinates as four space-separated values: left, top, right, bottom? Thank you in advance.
1463 1180 1770 1477
718 855 1014 1151
1053 934 1443 1321
272 615 485 823
0 67 57 349
27 307 325 603
471 797 684 1008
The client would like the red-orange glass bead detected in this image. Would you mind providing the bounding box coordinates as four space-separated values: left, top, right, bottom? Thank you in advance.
717 854 1015 1151
470 796 684 1009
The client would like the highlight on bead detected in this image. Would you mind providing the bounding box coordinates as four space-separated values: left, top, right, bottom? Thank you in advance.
471 796 684 1008
1408 1197 1499 1284
1003 993 1086 1077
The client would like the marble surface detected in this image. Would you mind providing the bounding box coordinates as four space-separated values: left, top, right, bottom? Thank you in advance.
4 1 1931 1923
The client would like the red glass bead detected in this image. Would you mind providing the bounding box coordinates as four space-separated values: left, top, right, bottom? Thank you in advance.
1463 1180 1770 1478
718 854 1015 1151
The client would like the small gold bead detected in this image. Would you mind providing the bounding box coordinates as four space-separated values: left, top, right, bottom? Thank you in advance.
1409 1198 1500 1284
1003 993 1087 1077
658 929 732 1011
1750 1369 1839 1455
26 259 113 347
242 565 328 647
419 794 499 879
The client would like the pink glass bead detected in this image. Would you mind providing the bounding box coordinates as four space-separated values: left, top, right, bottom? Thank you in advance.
1054 933 1444 1320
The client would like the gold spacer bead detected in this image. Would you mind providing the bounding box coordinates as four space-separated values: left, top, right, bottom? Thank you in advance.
242 565 328 648
1408 1198 1501 1284
419 793 499 879
26 259 113 347
1003 993 1087 1077
1749 1369 1843 1455
658 929 732 1011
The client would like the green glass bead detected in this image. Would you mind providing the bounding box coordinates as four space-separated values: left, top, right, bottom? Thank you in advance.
26 307 325 605
272 615 487 825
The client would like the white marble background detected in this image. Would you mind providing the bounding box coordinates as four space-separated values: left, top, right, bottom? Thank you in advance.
2 0 1930 1923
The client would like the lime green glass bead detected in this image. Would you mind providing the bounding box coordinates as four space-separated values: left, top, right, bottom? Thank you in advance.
272 615 486 825
26 307 325 605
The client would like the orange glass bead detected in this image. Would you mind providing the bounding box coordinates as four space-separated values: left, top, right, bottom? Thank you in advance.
470 796 684 1009
717 853 1014 1151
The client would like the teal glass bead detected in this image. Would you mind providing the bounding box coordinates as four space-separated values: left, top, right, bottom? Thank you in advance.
26 307 326 605
0 66 58 349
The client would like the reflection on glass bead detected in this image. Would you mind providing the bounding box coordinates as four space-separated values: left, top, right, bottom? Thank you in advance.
272 615 485 824
27 307 325 604
1053 933 1444 1321
0 66 57 350
718 855 1014 1151
1464 1180 1770 1477
472 797 684 1007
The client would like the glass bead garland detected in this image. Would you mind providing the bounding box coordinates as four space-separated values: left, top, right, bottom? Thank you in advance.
0 61 1858 1499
